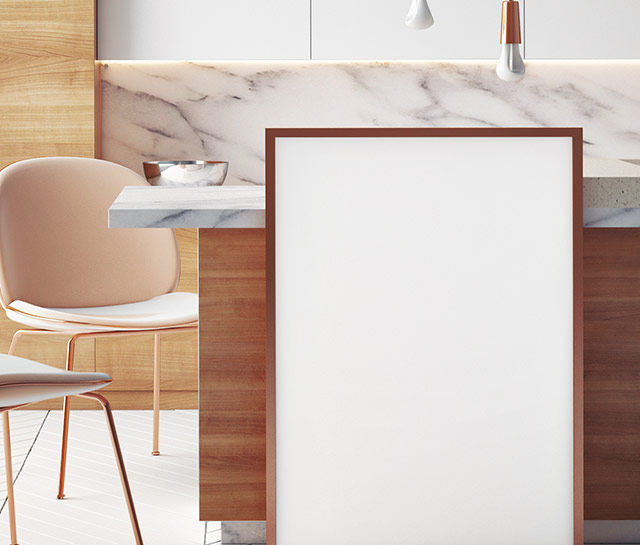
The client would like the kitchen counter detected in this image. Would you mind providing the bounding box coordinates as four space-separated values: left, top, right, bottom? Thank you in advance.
109 186 265 228
109 161 639 229
109 184 267 524
107 160 637 530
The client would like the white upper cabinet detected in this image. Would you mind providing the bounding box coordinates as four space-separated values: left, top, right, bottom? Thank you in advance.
311 0 503 60
97 0 640 62
525 0 640 59
98 0 310 60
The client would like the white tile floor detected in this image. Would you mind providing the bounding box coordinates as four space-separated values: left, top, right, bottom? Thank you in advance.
0 410 220 545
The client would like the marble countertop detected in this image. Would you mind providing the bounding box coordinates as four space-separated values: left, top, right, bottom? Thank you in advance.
109 186 265 228
109 159 640 229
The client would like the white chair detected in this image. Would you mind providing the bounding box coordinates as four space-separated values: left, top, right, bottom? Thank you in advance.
0 352 143 545
0 157 198 502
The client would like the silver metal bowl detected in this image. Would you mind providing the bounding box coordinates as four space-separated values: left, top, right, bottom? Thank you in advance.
142 160 229 187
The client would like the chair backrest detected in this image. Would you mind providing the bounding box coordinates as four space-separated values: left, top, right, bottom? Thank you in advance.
0 157 180 308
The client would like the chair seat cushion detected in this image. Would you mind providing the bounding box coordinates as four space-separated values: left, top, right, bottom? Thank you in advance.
6 292 198 331
0 354 111 408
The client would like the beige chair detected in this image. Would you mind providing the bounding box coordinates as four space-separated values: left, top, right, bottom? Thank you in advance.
0 157 197 501
0 352 143 545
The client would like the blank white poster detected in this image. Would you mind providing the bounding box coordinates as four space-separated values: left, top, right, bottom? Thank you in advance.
274 136 575 545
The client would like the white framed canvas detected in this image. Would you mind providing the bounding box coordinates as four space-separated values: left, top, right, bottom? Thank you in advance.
266 128 583 545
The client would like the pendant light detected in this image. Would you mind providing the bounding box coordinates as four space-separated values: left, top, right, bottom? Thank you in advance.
406 0 434 30
497 0 525 81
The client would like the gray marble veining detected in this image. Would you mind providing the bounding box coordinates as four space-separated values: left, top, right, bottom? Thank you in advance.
221 522 266 545
584 208 640 227
101 61 640 184
109 186 265 228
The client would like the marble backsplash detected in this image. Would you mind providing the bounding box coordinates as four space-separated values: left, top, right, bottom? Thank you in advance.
101 61 640 186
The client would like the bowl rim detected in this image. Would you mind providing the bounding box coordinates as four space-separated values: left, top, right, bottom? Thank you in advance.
143 160 228 166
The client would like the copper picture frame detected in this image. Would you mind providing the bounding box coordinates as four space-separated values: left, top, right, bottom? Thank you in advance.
266 127 583 545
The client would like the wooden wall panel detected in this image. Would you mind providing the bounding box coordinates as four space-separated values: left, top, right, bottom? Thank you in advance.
199 228 266 521
0 2 196 408
165 228 198 399
94 329 198 409
94 227 198 409
176 228 198 293
0 0 95 169
46 390 198 411
0 0 97 408
584 227 640 519
0 1 94 57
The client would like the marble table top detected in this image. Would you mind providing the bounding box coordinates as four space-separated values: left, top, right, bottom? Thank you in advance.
109 159 640 229
109 186 265 228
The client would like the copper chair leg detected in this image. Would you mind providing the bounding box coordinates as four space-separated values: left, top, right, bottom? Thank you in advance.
57 335 77 499
7 326 196 462
2 412 18 545
78 392 144 545
6 333 22 543
152 334 160 456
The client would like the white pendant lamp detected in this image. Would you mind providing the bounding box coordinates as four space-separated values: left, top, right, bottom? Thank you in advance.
406 0 434 30
497 0 525 81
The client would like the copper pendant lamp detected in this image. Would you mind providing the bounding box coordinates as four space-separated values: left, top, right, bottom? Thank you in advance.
497 0 525 81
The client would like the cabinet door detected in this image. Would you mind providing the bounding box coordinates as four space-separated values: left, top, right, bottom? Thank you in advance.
525 0 640 58
312 0 503 60
98 0 310 60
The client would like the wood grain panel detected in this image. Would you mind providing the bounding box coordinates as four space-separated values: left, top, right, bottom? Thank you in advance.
0 0 98 392
0 0 197 410
26 390 198 411
585 227 640 519
0 0 95 169
199 228 266 521
0 0 94 58
177 228 198 293
94 227 198 406
96 330 197 392
0 56 94 102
